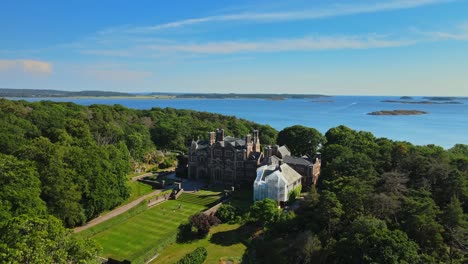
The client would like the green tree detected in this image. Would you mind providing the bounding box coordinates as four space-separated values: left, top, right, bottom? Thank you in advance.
287 231 323 264
277 125 325 156
0 214 100 264
441 196 468 263
0 153 46 222
336 216 421 264
250 199 280 226
399 190 446 259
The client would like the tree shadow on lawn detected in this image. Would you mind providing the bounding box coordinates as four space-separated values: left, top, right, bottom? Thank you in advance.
209 224 255 247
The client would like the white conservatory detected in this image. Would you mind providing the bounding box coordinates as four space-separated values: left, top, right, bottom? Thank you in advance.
253 163 302 202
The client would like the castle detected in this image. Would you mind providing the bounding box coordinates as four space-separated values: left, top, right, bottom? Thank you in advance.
187 129 321 189
188 129 262 186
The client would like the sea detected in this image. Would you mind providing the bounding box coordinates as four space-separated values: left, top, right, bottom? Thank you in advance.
9 96 468 149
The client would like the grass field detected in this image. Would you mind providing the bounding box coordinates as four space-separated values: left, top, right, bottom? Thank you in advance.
88 200 205 262
177 191 222 207
127 181 154 202
152 223 251 264
81 190 223 263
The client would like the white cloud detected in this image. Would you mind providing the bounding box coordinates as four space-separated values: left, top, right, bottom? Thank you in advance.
422 23 468 40
124 0 451 33
0 59 53 74
145 35 414 54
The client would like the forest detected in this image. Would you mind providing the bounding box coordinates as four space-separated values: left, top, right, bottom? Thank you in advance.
242 125 468 264
0 98 466 263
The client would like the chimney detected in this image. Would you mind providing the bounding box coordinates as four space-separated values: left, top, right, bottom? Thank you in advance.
216 128 224 142
208 132 216 145
315 152 322 161
264 145 272 158
253 130 260 152
272 145 279 157
245 134 252 144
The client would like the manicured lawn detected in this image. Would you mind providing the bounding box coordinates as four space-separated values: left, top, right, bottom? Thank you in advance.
177 191 222 207
152 223 251 264
87 200 205 262
127 181 154 202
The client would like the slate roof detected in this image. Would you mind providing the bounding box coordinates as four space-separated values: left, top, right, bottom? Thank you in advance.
277 145 291 158
279 163 303 184
283 155 312 166
195 136 247 150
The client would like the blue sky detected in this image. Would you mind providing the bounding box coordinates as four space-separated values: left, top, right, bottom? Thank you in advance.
1 0 468 95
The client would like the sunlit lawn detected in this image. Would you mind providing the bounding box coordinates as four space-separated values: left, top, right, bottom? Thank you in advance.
177 191 222 207
81 189 224 262
152 223 251 264
88 201 204 262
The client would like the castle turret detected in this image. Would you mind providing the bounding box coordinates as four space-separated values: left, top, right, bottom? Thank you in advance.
253 130 260 153
216 128 224 142
190 140 198 154
208 131 216 145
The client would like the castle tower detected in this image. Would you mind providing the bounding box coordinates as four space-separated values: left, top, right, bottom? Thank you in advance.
253 130 261 153
208 131 216 145
216 128 224 142
246 133 253 157
190 140 198 154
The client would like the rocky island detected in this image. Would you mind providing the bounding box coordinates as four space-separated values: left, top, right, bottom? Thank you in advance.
368 110 428 115
381 99 462 104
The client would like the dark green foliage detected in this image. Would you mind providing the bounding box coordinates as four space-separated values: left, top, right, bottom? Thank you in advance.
0 214 100 263
0 153 46 222
253 125 468 264
441 196 468 263
176 247 208 264
277 125 325 156
287 231 322 264
0 98 273 228
147 108 277 151
288 185 302 203
0 98 278 263
336 216 421 264
215 204 238 223
249 198 280 226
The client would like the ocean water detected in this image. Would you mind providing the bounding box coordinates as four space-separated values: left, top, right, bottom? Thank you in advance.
10 96 468 148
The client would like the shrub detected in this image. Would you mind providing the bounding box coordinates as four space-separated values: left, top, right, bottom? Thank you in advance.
288 185 302 203
215 204 238 223
190 213 220 238
176 247 208 264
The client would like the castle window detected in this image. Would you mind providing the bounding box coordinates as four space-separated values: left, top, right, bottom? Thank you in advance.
215 169 222 180
214 149 222 157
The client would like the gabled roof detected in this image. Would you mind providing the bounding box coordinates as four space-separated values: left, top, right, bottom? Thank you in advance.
277 145 291 158
256 163 302 185
283 155 312 166
278 163 303 184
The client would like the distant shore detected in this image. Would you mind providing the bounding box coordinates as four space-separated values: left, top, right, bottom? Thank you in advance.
368 110 428 116
381 100 462 105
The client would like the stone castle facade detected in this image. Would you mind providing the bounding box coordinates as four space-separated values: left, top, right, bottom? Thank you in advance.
188 128 321 189
188 129 262 186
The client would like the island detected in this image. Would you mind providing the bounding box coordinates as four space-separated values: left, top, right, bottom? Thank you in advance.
0 88 330 100
367 110 428 115
381 99 462 104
